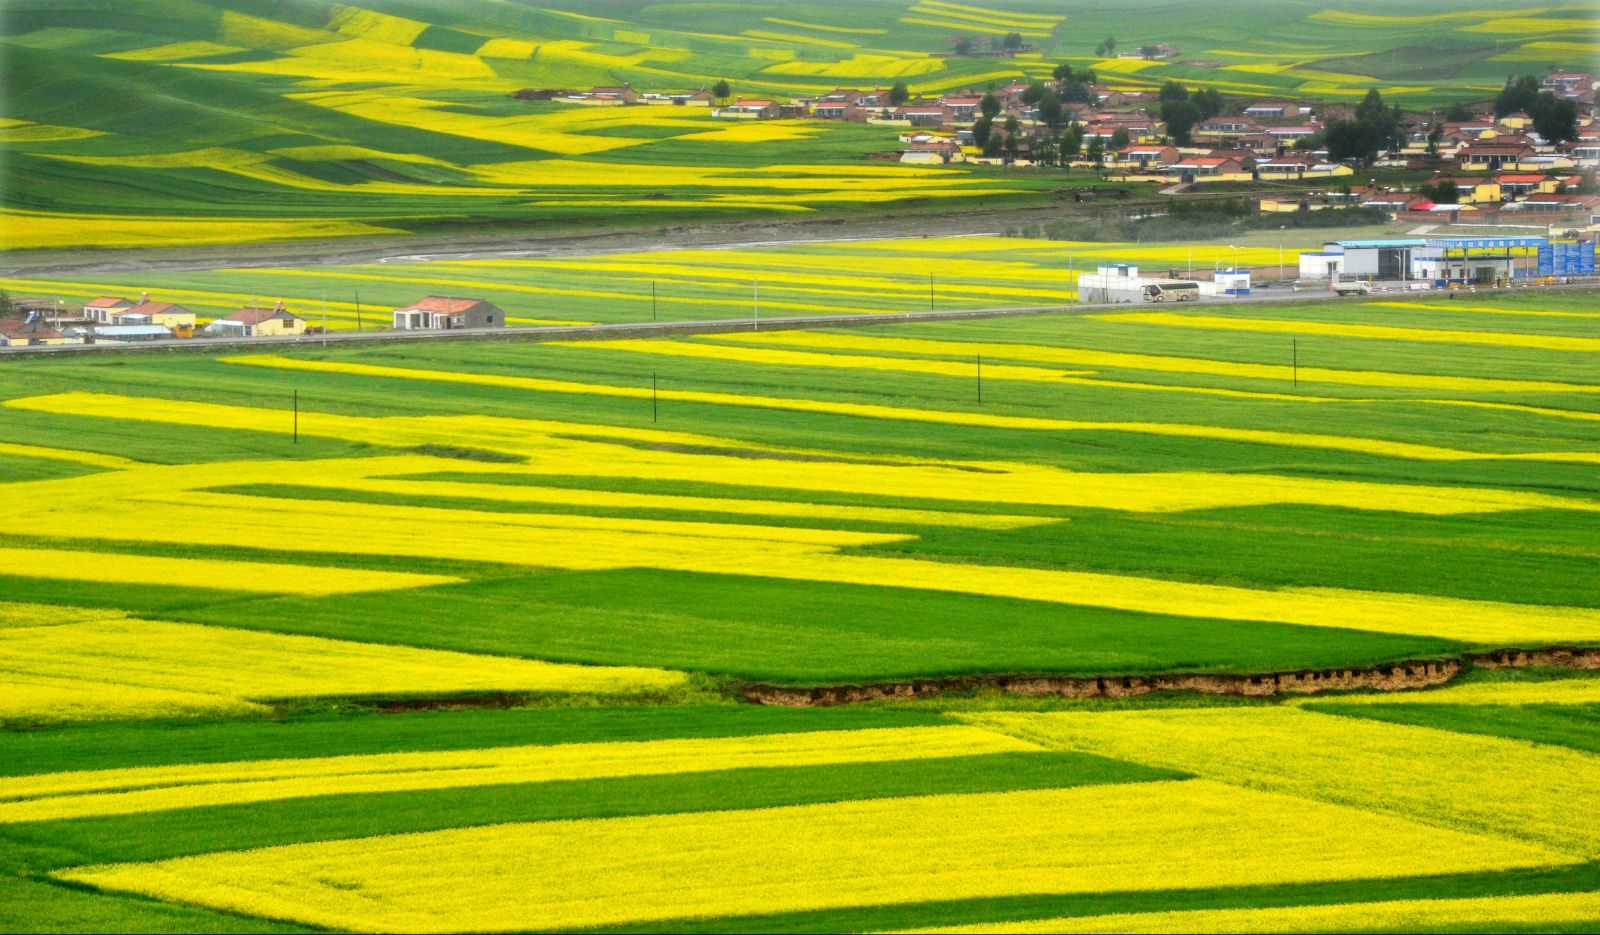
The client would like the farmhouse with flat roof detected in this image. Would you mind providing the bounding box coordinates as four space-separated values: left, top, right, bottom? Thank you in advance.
392 296 505 331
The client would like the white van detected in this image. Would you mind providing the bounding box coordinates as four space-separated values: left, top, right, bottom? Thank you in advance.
1141 281 1201 302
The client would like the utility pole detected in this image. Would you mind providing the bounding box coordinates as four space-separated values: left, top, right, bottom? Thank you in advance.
355 289 363 331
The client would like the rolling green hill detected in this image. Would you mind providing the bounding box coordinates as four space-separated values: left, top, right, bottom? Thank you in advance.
2 0 1595 251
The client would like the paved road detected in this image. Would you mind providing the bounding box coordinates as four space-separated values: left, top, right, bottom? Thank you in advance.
5 282 1589 359
0 290 1349 358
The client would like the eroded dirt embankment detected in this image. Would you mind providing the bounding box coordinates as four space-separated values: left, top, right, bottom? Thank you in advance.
742 647 1600 707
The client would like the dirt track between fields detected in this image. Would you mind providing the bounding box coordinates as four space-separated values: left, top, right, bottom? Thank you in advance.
742 646 1600 706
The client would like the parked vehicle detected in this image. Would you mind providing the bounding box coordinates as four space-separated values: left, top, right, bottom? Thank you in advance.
1141 281 1201 302
1333 279 1371 297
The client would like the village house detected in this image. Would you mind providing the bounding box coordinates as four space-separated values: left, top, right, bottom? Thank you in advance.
205 301 307 338
1543 73 1597 99
936 93 985 121
1111 144 1181 170
900 138 964 165
82 296 133 323
392 296 505 331
811 100 850 119
1255 155 1353 180
1511 192 1600 216
1495 172 1560 200
576 83 640 105
1244 102 1306 121
1167 155 1253 182
1443 177 1504 204
1265 124 1319 145
1195 117 1259 140
115 297 196 338
0 314 70 347
714 99 779 120
1458 142 1538 173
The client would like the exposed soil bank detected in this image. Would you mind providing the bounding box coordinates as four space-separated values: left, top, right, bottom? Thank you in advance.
742 647 1600 706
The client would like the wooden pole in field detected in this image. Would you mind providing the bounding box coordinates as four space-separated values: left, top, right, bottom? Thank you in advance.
355 289 363 331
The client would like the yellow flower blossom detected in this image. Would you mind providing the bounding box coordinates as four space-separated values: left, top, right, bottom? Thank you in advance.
56 782 1566 932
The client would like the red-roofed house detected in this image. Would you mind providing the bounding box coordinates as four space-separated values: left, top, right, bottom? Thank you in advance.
1168 156 1252 181
82 296 133 324
1494 173 1559 199
392 296 506 331
115 298 196 337
0 315 68 347
205 301 306 338
936 94 985 121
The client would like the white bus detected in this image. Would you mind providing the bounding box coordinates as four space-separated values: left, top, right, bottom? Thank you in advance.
1141 281 1201 302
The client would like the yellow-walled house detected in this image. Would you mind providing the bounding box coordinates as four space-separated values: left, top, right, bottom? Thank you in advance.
1447 177 1503 204
205 302 306 338
114 299 196 335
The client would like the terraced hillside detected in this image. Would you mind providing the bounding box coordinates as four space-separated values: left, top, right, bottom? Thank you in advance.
4 0 1595 250
4 276 1600 930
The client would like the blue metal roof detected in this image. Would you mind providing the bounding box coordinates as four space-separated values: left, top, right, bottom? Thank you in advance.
1425 236 1547 249
1330 239 1428 248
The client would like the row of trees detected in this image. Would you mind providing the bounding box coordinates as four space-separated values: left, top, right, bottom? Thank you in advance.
1493 74 1579 142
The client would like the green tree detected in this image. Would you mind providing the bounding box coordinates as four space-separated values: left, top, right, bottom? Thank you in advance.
1061 122 1083 157
980 92 1002 119
1530 93 1578 142
712 79 730 102
952 34 975 56
1051 62 1073 82
1158 80 1189 106
1192 88 1224 119
1109 126 1130 150
1161 99 1202 145
1445 102 1474 122
1325 118 1383 167
971 115 994 148
1002 32 1024 52
1085 135 1105 164
1021 82 1047 105
1421 180 1459 204
1426 123 1443 156
1038 93 1064 132
1493 74 1540 117
0 290 11 317
1103 36 1116 56
890 82 909 106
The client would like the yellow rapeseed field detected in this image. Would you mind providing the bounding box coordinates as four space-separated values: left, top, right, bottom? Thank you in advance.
204 357 1600 464
971 707 1600 855
1095 312 1600 351
907 891 1600 934
0 612 684 724
716 329 1600 393
0 546 458 595
2 417 1598 646
0 210 401 251
2 726 1031 823
57 782 1564 932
